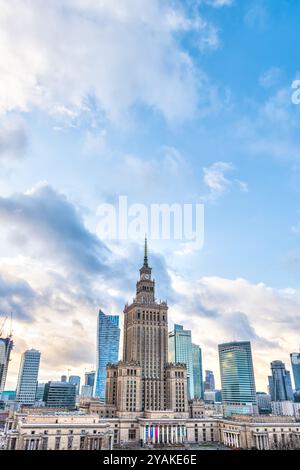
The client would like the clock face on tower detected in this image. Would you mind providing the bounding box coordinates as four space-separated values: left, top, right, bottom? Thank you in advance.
144 274 150 280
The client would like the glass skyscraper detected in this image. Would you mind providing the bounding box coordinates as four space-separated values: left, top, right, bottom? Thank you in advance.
268 360 294 401
168 324 194 399
94 310 120 401
16 349 41 405
218 341 257 416
204 370 215 391
192 344 204 399
0 336 13 393
69 375 81 395
290 353 300 391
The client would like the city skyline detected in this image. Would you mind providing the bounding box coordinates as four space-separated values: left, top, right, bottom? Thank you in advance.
1 0 300 397
1 244 300 398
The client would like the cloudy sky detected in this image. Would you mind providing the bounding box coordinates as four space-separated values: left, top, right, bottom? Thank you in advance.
1 0 300 392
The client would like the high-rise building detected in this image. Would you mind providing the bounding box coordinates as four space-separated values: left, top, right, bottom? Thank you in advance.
35 383 45 402
192 344 203 400
69 376 81 395
106 238 188 415
61 375 67 383
43 381 76 410
218 341 257 416
16 349 41 405
268 360 294 401
204 370 215 392
94 311 120 400
0 336 13 393
169 325 194 399
256 392 272 415
290 353 300 391
85 371 95 388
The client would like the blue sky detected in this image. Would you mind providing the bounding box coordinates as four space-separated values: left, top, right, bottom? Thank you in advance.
1 0 300 391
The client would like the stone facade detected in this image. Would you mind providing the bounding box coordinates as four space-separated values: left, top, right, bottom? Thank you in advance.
106 240 188 416
3 412 113 450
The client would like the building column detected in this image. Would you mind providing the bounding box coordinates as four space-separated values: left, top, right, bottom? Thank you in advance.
166 425 169 444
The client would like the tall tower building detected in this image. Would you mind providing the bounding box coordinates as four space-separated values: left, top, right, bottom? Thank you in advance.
122 237 168 411
69 375 81 395
169 325 194 399
16 349 41 405
219 341 257 416
0 336 13 393
204 370 215 392
192 344 204 400
94 311 120 400
268 360 294 401
106 238 188 416
290 353 300 391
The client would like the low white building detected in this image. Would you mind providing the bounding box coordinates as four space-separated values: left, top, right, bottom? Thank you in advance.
271 401 300 417
4 412 113 450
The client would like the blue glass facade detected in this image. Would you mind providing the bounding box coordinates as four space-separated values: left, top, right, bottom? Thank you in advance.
290 353 300 391
168 324 194 399
94 310 120 400
218 341 257 408
192 344 204 399
268 360 294 401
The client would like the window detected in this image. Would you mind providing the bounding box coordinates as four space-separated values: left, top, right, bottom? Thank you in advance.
129 429 136 440
80 436 85 450
68 436 73 450
55 437 61 450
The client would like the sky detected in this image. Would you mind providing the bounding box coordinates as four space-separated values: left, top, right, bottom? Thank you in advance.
1 0 300 393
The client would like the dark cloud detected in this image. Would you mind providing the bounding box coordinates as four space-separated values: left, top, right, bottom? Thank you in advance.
0 275 37 321
219 311 278 350
0 183 110 274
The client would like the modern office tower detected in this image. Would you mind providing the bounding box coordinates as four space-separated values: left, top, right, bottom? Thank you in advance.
16 349 41 405
85 371 95 388
215 389 222 403
256 392 272 415
204 370 215 392
61 375 67 383
35 383 45 402
290 353 300 391
268 360 294 401
169 325 194 399
94 311 120 401
0 336 13 393
192 344 204 399
106 238 188 415
69 376 81 395
43 381 76 410
218 341 257 417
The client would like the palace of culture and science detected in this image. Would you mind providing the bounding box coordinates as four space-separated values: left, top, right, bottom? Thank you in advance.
105 239 189 417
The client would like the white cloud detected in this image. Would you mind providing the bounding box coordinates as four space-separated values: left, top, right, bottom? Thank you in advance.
259 67 283 88
0 0 208 124
202 161 247 201
171 273 300 390
202 0 234 7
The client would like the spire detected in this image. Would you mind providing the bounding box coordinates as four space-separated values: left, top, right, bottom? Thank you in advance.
144 235 148 267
